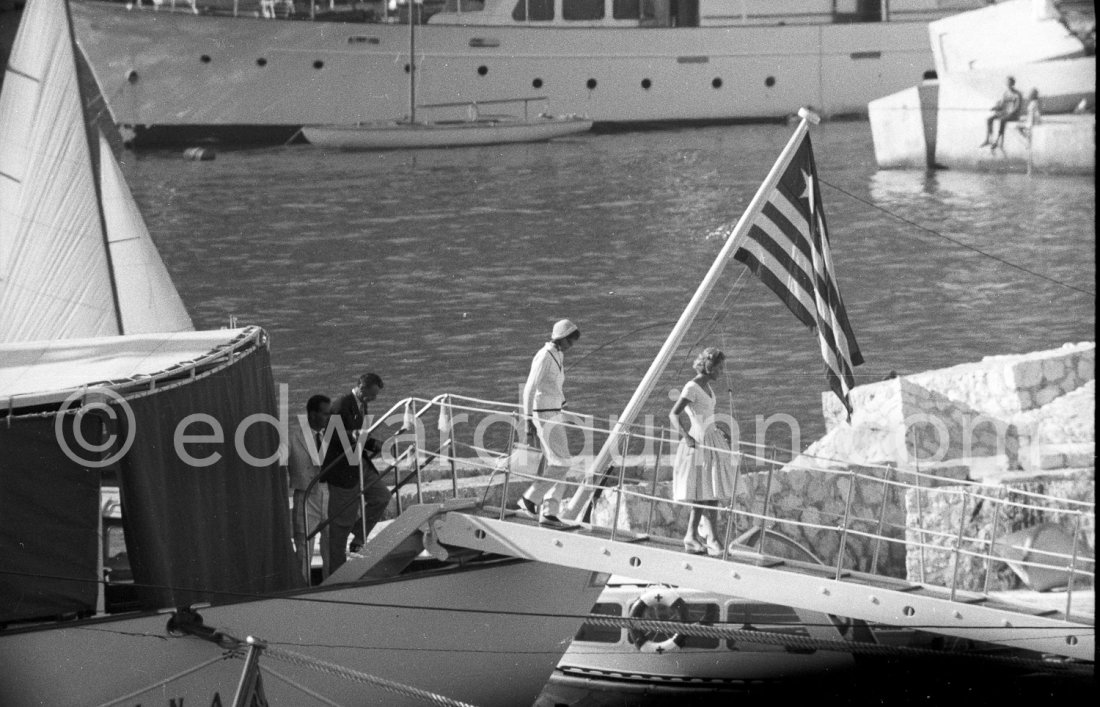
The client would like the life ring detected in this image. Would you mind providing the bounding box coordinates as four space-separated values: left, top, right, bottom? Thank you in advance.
626 586 689 653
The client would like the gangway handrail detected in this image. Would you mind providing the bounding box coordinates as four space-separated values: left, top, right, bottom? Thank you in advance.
424 394 1095 512
341 394 1095 630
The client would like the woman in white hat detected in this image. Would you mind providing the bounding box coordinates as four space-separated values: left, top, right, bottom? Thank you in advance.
517 318 581 527
669 347 738 555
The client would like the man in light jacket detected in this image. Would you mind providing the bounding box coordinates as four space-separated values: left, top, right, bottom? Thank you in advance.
517 319 581 527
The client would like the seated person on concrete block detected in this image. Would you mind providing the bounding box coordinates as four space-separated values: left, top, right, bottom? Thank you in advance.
980 76 1023 149
1016 89 1041 141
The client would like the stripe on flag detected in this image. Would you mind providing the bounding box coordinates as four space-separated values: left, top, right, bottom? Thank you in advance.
733 133 864 414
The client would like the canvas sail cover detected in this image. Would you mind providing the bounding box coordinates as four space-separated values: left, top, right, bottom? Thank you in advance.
0 329 257 408
0 328 301 619
0 0 192 344
115 341 302 608
0 415 101 624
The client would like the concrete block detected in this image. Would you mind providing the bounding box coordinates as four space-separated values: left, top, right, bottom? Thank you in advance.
932 60 1095 174
869 82 937 169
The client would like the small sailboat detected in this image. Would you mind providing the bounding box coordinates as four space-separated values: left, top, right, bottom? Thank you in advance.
301 0 592 150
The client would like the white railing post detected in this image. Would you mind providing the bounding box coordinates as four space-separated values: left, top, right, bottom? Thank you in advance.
911 429 926 583
950 490 969 601
757 446 775 555
644 429 665 536
870 472 890 574
835 468 856 580
1065 511 1081 621
500 411 520 520
609 430 633 543
982 494 1001 594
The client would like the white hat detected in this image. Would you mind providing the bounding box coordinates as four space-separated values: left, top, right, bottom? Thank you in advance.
551 319 579 340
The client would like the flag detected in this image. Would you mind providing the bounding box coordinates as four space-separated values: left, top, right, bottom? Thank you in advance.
733 133 863 414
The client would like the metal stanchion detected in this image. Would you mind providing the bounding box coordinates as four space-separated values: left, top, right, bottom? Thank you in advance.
911 429 926 583
949 490 969 602
870 472 890 574
757 446 775 555
644 429 665 536
982 492 1002 594
1066 512 1082 621
835 468 856 580
499 412 519 521
609 430 633 543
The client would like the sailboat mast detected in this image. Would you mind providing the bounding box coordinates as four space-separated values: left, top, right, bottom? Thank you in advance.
409 0 416 124
579 108 821 489
63 0 125 334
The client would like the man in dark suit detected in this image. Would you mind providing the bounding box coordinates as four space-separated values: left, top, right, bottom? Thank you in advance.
320 372 389 573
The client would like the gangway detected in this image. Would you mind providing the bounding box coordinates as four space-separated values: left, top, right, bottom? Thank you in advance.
327 394 1095 664
428 503 1093 662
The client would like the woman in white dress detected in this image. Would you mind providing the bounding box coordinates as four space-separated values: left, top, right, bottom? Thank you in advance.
669 347 738 555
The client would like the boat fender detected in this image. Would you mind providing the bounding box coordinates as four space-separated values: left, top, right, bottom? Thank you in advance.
183 147 216 161
627 587 689 653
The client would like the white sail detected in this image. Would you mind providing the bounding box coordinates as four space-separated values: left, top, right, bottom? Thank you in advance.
99 133 193 333
0 0 116 342
0 0 192 343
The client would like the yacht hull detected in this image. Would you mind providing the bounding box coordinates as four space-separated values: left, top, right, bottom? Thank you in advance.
0 559 605 706
72 2 952 146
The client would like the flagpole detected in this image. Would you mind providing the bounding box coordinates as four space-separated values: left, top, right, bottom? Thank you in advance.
566 107 821 520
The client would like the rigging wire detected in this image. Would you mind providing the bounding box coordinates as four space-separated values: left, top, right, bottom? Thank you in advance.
819 177 1095 297
565 320 679 372
0 568 1092 638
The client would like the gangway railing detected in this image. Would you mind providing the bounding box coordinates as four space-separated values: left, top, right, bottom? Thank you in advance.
332 394 1094 662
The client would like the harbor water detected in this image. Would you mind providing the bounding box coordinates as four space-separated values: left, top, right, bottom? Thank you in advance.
124 122 1095 449
122 122 1093 705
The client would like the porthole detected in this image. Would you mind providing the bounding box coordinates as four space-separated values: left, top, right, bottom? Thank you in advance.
126 70 139 84
256 58 267 67
586 78 597 90
200 55 211 64
711 77 723 89
404 63 411 74
313 60 324 70
532 78 543 89
477 65 488 76
765 76 776 87
641 78 652 90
